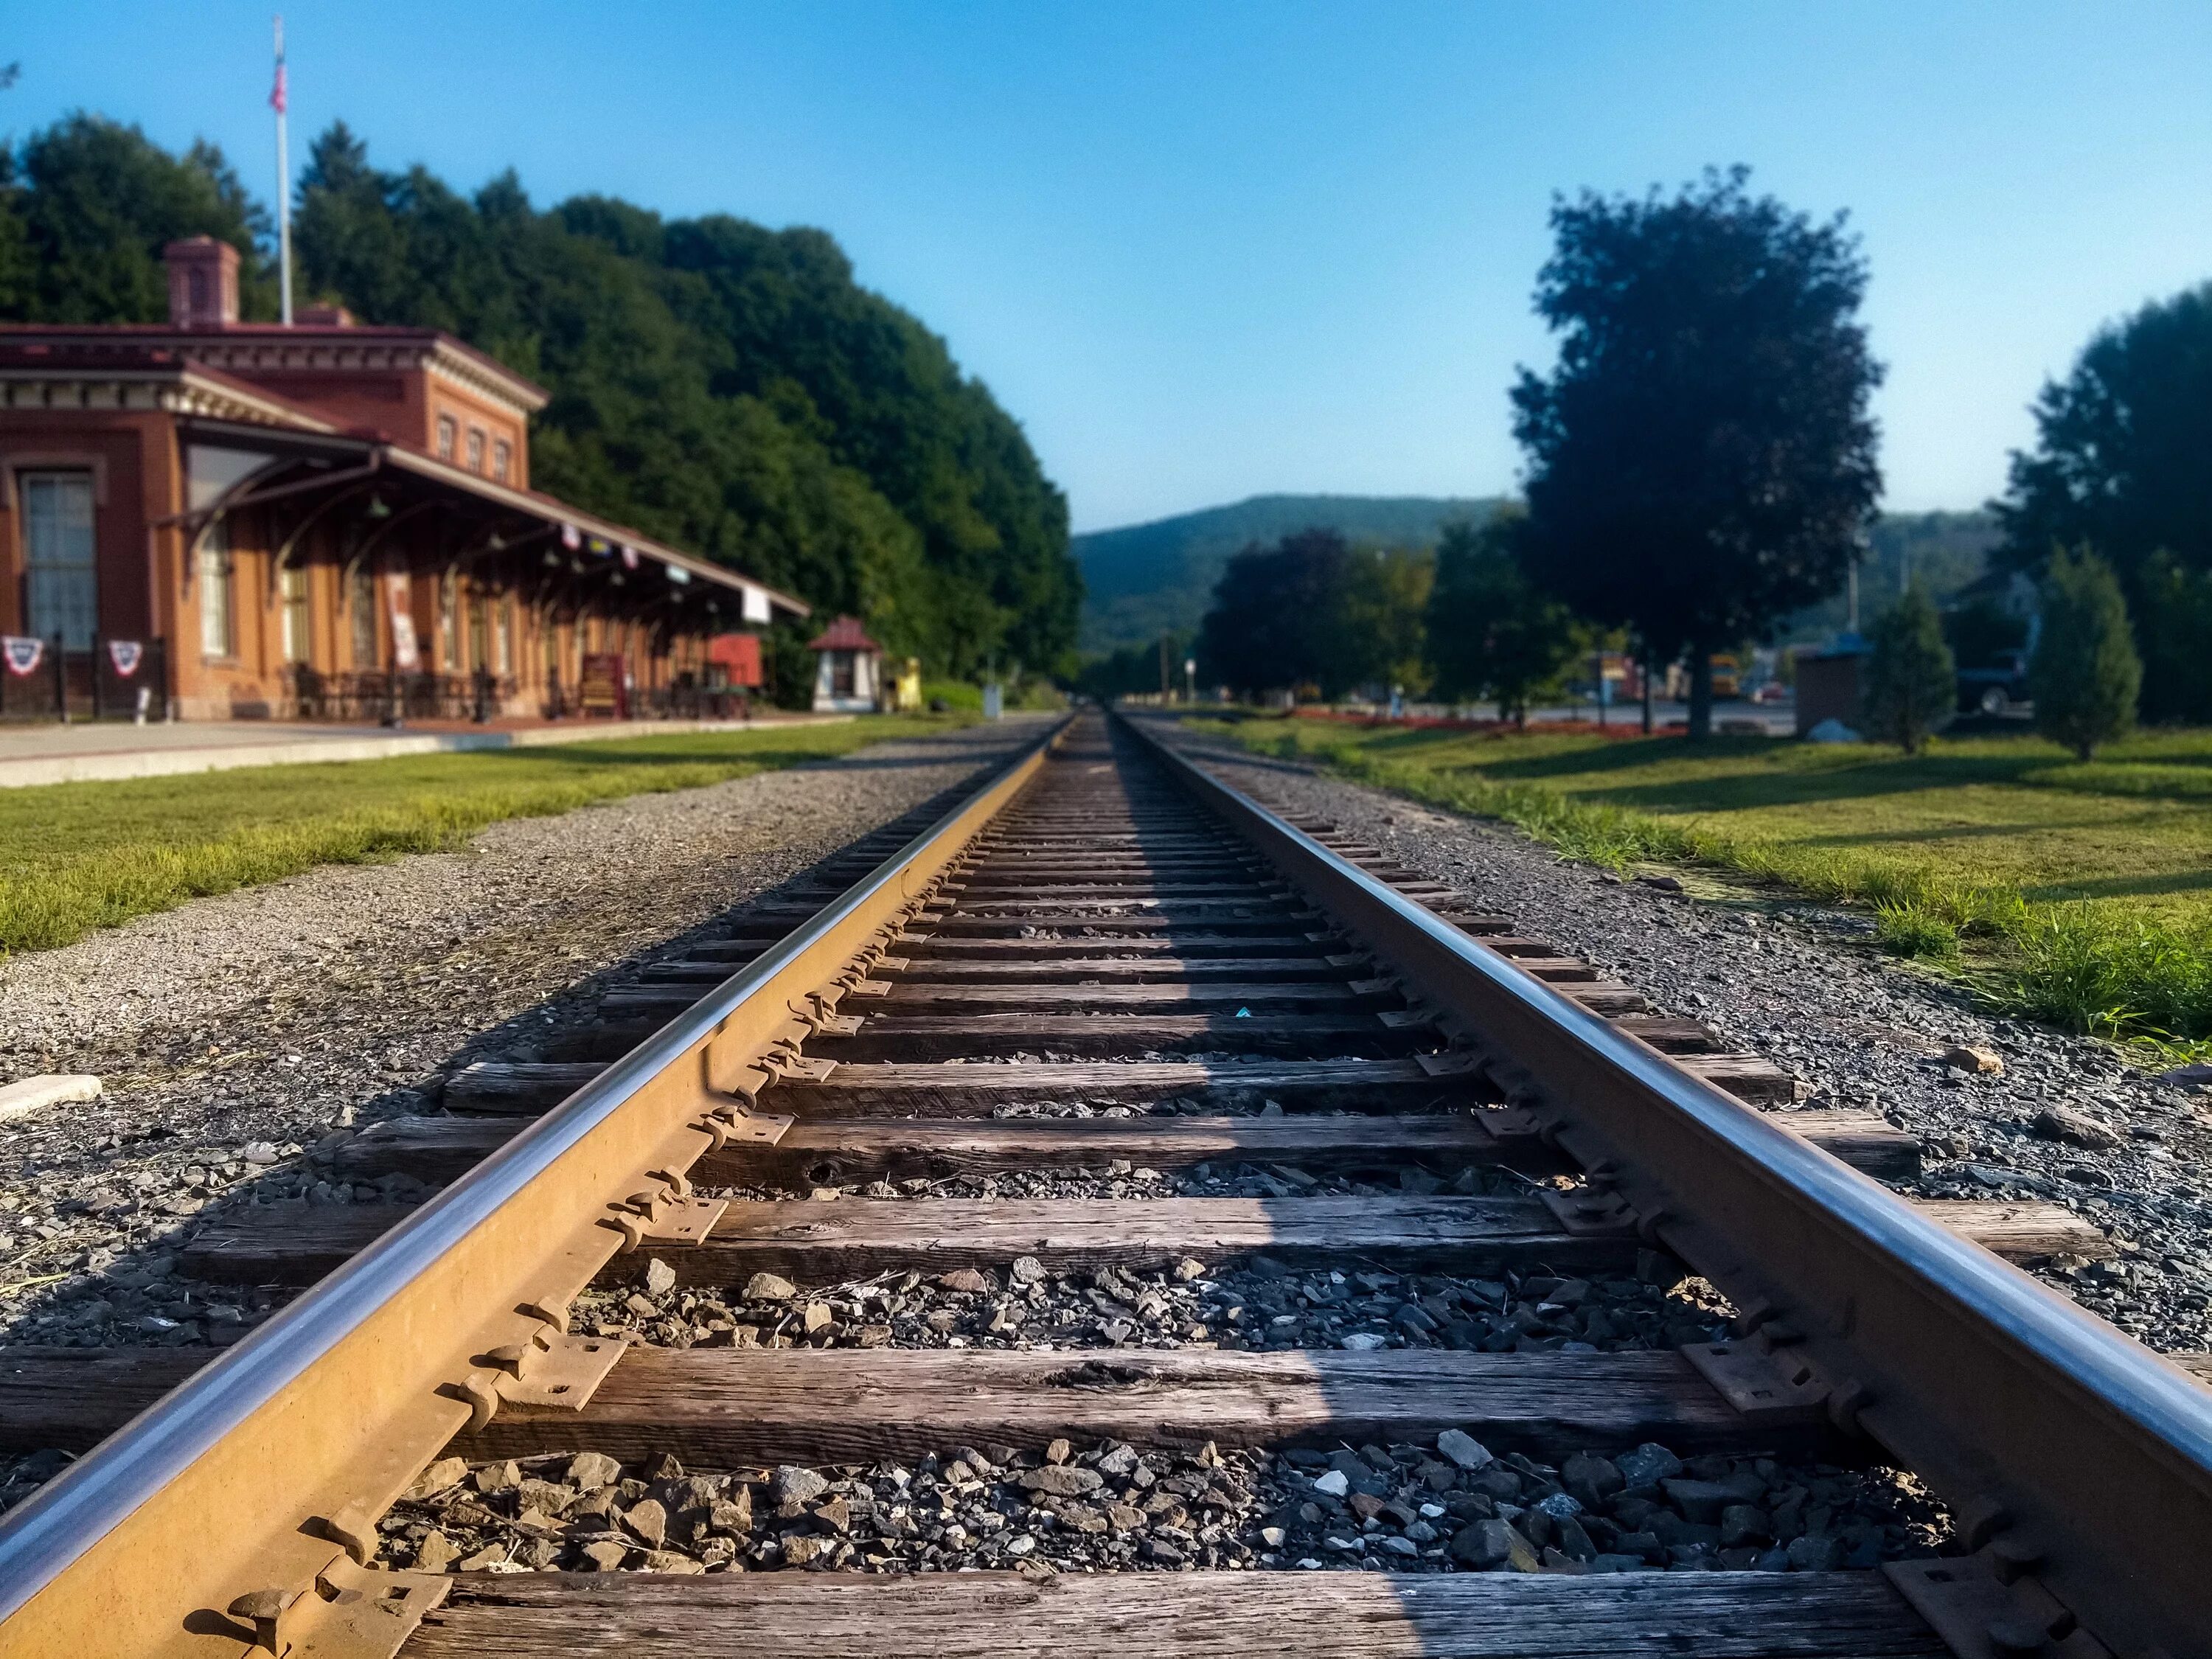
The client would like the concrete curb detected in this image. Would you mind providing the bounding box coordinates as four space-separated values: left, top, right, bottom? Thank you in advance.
0 714 855 790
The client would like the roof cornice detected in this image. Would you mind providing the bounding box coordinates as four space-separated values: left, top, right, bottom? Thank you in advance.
0 327 549 416
0 366 336 432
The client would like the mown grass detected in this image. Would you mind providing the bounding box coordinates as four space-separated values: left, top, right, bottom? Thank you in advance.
0 715 966 954
1196 715 2212 1043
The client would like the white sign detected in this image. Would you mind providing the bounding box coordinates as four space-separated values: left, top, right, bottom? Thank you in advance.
386 572 420 669
741 584 771 625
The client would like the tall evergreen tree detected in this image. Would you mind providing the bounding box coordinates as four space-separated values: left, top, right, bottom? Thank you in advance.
1511 167 1883 738
1861 582 1955 754
2032 549 2141 760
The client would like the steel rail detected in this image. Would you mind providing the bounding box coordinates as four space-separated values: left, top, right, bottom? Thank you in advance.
0 714 1071 1656
1125 709 2212 1659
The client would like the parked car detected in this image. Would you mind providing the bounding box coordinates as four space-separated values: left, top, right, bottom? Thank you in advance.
1958 649 2031 716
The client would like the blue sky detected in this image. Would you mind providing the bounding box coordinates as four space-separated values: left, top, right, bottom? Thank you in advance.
9 3 2212 532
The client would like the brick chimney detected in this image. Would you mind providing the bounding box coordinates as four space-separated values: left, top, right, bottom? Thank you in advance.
164 237 240 329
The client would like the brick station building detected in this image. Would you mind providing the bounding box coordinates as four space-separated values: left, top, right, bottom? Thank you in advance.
0 237 805 721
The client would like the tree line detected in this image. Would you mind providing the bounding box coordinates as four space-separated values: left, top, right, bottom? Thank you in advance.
1194 165 2209 751
0 114 1081 696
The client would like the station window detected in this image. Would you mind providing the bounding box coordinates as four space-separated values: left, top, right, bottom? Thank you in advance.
21 472 98 648
198 524 234 658
281 564 310 664
492 439 512 483
465 428 486 473
436 414 457 461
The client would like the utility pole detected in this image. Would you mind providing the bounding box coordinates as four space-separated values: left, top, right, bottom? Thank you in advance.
1158 633 1172 702
271 16 293 325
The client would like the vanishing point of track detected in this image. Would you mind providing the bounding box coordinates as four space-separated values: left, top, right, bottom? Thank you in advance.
0 709 2207 1657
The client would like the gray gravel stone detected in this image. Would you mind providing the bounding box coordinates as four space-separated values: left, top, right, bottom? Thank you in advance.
366 1436 1945 1578
1163 722 2212 1355
0 721 1043 1354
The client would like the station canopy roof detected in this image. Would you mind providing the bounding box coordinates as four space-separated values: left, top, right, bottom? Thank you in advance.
0 339 809 627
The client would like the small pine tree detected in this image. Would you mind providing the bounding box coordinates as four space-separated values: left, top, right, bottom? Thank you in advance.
1862 581 1955 754
2031 547 2141 759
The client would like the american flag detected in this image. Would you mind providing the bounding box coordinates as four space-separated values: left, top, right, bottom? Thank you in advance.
271 18 288 114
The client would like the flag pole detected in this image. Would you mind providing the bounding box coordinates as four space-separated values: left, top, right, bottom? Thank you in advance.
273 15 293 325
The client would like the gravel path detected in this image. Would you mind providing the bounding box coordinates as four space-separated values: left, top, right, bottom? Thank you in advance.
1158 720 2212 1356
0 718 1048 1349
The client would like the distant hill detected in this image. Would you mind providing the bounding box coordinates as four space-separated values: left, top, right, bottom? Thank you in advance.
1078 493 2000 655
1075 493 1504 651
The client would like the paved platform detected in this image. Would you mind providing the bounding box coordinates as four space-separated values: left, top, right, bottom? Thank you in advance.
0 712 850 789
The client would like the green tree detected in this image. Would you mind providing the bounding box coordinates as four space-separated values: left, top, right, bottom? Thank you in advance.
1998 285 2212 578
1997 285 2212 720
1074 634 1190 702
2130 552 2212 726
1425 512 1584 726
1195 529 1355 699
1340 547 1434 698
0 114 274 322
2031 549 2141 760
1511 167 1883 739
288 124 1076 678
1861 582 1955 754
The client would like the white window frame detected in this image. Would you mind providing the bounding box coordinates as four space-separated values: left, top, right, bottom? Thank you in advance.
21 471 99 649
198 523 234 659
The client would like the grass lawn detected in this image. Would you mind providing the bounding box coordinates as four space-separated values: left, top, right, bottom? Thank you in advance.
0 714 967 955
1200 714 2212 1043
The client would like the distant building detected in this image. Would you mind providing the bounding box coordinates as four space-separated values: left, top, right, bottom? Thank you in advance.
808 616 883 713
0 237 807 721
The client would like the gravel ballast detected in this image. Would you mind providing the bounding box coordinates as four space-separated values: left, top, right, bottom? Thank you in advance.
1161 721 2212 1354
0 720 1046 1352
369 1437 1946 1578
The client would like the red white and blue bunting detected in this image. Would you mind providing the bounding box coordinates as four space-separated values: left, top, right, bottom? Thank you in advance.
108 639 145 677
1 636 44 677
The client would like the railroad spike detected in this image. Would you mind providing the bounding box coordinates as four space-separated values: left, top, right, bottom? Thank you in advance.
226 1586 293 1654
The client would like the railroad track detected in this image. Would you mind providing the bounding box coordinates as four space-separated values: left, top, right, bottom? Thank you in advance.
1 709 2208 1657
